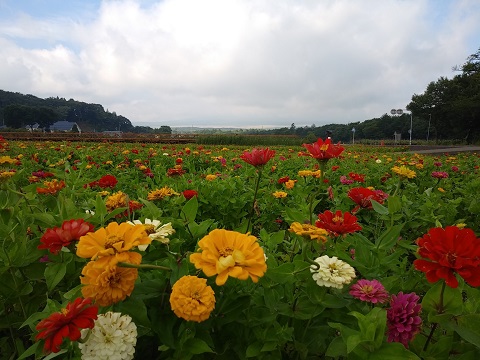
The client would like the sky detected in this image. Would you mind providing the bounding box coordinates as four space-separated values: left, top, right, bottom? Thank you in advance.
0 0 479 129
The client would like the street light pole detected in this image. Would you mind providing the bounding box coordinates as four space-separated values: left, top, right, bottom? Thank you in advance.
409 112 413 145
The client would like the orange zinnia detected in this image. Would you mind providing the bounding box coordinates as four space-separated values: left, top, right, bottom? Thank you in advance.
76 221 150 261
190 229 267 286
80 256 139 306
169 275 215 322
36 179 66 195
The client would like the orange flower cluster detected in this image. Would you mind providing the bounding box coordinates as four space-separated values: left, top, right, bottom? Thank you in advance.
190 229 267 286
76 222 151 306
36 179 66 195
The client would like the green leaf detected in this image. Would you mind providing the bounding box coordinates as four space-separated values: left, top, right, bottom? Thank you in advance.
181 196 198 223
371 199 389 215
449 314 480 347
265 262 296 284
325 336 347 358
367 342 420 359
246 341 263 357
183 338 214 355
17 342 40 360
387 195 402 214
375 224 404 250
422 281 463 317
115 297 151 328
45 262 67 292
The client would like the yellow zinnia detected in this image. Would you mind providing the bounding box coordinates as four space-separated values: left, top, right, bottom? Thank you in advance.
76 222 150 261
105 191 128 211
190 229 267 286
289 222 329 243
205 174 217 181
147 186 179 201
80 256 138 306
391 165 416 179
169 275 215 323
273 191 288 198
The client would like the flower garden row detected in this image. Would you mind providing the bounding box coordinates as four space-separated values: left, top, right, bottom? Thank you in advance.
1 134 480 359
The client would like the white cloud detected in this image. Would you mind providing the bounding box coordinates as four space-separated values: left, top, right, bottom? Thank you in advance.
0 0 479 128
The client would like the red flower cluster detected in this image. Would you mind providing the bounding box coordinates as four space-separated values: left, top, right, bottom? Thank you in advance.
36 179 66 195
183 189 198 200
348 172 365 183
240 148 276 167
315 210 362 236
167 165 186 176
85 174 118 189
277 176 290 184
413 226 480 288
347 187 388 210
302 138 344 161
38 219 95 254
35 297 98 353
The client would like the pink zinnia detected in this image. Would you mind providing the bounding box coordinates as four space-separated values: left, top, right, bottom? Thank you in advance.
240 148 276 167
349 279 389 304
431 171 449 179
386 292 422 348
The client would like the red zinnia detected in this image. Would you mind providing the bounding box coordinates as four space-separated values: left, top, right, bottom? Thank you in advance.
413 226 480 288
38 219 95 254
183 189 198 200
347 187 388 210
97 174 118 188
302 138 344 161
315 210 362 236
240 148 276 167
35 297 98 353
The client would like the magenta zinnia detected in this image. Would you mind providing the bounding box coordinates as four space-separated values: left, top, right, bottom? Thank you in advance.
349 279 389 304
302 138 344 161
386 292 422 348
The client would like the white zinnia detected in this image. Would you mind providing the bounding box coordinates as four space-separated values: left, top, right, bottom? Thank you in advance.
79 312 137 360
310 255 356 289
127 218 175 250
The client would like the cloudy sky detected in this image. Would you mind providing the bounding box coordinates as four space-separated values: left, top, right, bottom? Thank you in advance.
0 0 479 129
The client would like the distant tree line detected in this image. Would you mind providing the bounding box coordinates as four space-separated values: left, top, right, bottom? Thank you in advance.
0 91 172 134
245 48 480 144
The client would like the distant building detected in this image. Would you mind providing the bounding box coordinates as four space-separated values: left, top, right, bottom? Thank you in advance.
50 121 81 133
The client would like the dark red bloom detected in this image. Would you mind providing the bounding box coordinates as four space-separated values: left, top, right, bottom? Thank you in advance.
240 148 276 167
413 226 480 288
97 174 118 188
302 138 344 161
38 219 95 254
277 176 290 184
167 166 186 176
315 210 362 236
347 187 388 210
35 297 98 353
183 189 198 200
348 172 365 183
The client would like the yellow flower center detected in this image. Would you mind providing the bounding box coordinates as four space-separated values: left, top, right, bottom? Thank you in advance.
216 248 245 273
105 234 124 250
332 215 344 224
60 308 69 315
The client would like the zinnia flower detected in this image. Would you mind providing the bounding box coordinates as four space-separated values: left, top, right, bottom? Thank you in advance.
36 179 66 195
80 256 139 306
391 166 416 179
97 174 118 188
315 210 362 236
127 218 175 249
302 138 344 161
413 226 480 288
105 191 128 211
289 222 329 243
310 255 356 289
240 148 276 167
169 275 216 322
0 170 15 183
183 189 198 200
386 292 422 348
273 191 288 198
349 279 389 304
76 221 150 261
147 186 179 201
190 229 267 286
205 174 217 181
35 297 98 353
38 219 95 255
431 171 449 179
347 187 388 210
78 312 137 360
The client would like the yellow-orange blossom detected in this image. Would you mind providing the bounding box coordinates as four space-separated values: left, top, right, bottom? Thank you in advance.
190 229 267 286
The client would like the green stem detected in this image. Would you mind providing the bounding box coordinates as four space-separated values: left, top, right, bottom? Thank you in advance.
118 262 172 271
246 168 263 232
308 161 326 224
423 281 446 351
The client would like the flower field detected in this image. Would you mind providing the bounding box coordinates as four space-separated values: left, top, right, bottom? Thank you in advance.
1 134 480 359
